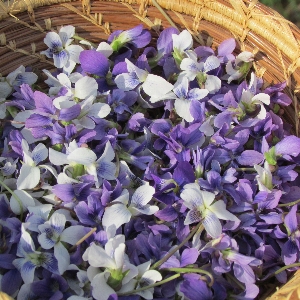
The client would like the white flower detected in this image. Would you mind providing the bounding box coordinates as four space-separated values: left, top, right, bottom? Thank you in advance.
38 211 87 274
41 25 84 73
180 55 221 93
181 183 239 238
83 235 138 300
17 139 48 190
0 66 37 99
102 185 157 230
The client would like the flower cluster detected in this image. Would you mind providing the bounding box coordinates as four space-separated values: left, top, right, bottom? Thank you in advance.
1 24 300 300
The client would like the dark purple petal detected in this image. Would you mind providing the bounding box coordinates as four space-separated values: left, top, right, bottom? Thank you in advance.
52 184 75 202
1 269 22 296
157 27 179 54
25 114 53 128
180 248 199 267
131 29 151 48
59 104 81 121
218 38 236 56
180 277 213 300
282 239 298 265
236 150 264 166
155 206 178 222
80 50 109 76
173 162 196 187
275 135 300 157
0 254 15 269
284 205 298 233
33 91 56 114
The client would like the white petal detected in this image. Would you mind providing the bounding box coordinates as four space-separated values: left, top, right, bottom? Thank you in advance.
17 165 40 190
131 185 155 208
115 73 140 91
114 243 126 270
66 44 84 64
32 143 48 164
201 190 216 207
49 148 69 165
57 73 72 89
73 117 95 130
142 74 174 97
96 42 113 57
97 160 116 180
49 211 66 234
75 76 98 99
184 210 202 225
0 82 12 98
99 141 115 162
203 210 222 238
67 148 97 165
256 104 267 120
13 258 36 284
38 231 56 249
12 110 34 129
204 56 220 72
44 32 62 49
10 189 35 215
172 30 193 52
205 75 221 93
89 103 111 118
210 200 239 222
60 225 87 245
102 204 132 230
252 93 270 105
59 25 75 45
83 243 115 269
91 272 116 300
174 98 193 122
54 242 70 274
142 269 162 284
180 187 204 209
125 58 148 82
130 204 159 216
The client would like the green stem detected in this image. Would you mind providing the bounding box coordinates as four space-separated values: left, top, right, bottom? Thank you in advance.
278 198 300 207
236 168 256 172
274 263 300 275
0 179 23 220
164 267 214 287
151 0 179 30
117 273 180 297
73 35 96 48
150 223 203 270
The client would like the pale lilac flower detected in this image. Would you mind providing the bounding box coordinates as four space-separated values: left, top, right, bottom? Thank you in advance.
181 183 239 238
41 25 84 73
102 185 157 230
38 211 87 274
13 225 59 283
180 55 221 93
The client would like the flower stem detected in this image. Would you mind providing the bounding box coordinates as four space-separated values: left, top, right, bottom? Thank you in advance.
278 199 300 207
236 168 256 172
73 35 96 48
117 273 180 297
262 262 300 281
69 227 97 252
150 222 203 270
151 0 179 30
0 179 23 220
164 267 214 287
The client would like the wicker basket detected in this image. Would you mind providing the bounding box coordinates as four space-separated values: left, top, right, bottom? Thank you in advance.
0 0 300 299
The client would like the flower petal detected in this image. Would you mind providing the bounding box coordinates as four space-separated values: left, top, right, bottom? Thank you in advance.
102 204 132 230
17 165 40 190
210 200 239 222
203 210 222 238
131 185 155 208
67 148 97 165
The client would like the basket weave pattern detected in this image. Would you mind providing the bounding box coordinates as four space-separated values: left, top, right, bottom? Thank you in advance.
1 0 300 298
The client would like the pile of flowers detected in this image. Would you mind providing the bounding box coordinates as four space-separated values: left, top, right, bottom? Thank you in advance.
1 23 300 300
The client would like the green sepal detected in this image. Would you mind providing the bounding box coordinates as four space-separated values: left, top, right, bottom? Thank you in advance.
264 146 277 166
72 164 85 178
